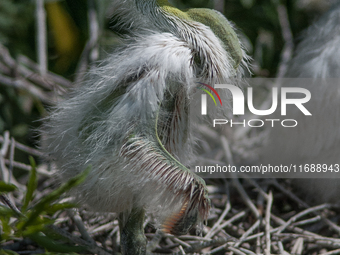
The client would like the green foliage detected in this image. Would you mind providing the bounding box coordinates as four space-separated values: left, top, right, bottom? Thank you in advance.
0 158 91 254
0 0 35 57
22 156 38 212
0 182 17 193
0 250 20 255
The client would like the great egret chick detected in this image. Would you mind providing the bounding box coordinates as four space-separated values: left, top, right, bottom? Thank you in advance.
44 0 247 254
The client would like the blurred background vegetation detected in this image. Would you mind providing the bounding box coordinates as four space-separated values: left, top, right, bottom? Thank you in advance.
0 0 337 253
0 0 332 169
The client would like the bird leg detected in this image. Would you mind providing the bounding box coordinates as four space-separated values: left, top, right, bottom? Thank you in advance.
118 207 147 255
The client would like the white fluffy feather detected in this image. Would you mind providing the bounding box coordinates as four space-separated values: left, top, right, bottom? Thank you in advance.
44 0 247 231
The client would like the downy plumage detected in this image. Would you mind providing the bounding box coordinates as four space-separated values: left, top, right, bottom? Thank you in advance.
43 0 248 249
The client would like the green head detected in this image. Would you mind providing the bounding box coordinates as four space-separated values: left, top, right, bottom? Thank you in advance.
156 0 243 69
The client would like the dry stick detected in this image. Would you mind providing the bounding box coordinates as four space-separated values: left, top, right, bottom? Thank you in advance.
220 136 260 219
87 0 100 64
90 221 116 234
209 210 247 238
291 215 322 227
255 224 262 254
35 0 47 75
0 44 61 105
3 159 53 177
269 179 309 209
291 237 304 255
17 62 57 91
0 194 23 217
94 220 117 249
322 217 340 236
276 204 339 234
241 232 265 243
171 237 191 248
277 241 290 255
228 220 263 254
235 219 261 247
0 135 43 157
147 229 163 253
10 58 54 90
232 177 260 219
48 225 112 255
0 134 26 190
9 137 15 183
0 44 66 104
0 61 11 75
274 233 340 247
0 44 16 68
6 136 20 204
0 131 10 181
230 224 276 244
276 4 294 79
270 242 279 254
241 174 269 200
0 131 10 157
224 224 244 237
178 245 185 255
109 225 119 238
322 248 340 255
0 74 52 104
210 240 256 255
183 238 231 253
67 209 95 244
209 244 227 254
228 246 247 255
220 135 261 249
205 184 231 239
75 0 100 83
18 54 71 88
279 242 295 255
212 227 264 254
179 235 211 241
74 41 92 83
270 179 340 234
0 43 66 91
265 191 273 255
239 247 257 255
162 242 180 250
271 214 321 238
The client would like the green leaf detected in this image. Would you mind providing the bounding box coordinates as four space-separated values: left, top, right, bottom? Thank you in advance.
45 202 77 215
0 249 20 255
22 156 38 212
21 218 55 236
28 232 86 253
0 205 13 217
18 166 90 231
0 182 17 193
0 215 12 239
